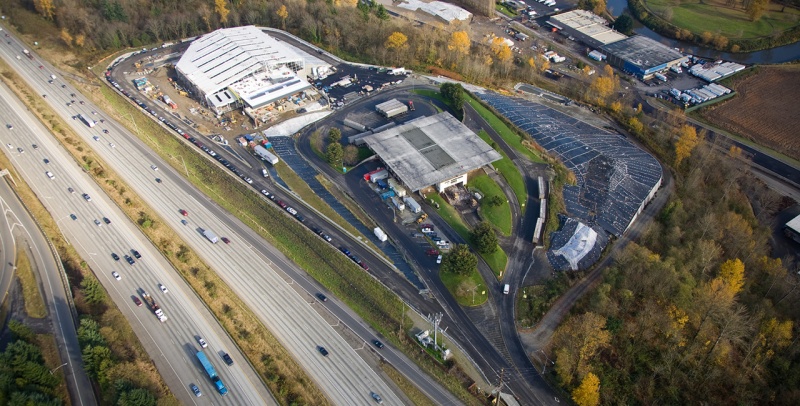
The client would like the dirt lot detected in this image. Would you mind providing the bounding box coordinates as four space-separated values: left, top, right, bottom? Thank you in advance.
702 65 800 161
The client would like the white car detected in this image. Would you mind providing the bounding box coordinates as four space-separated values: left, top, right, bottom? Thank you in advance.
197 337 208 348
159 284 168 293
109 143 115 148
46 171 55 179
112 271 121 281
436 254 443 264
6 143 11 149
94 219 102 226
151 165 159 171
93 136 100 141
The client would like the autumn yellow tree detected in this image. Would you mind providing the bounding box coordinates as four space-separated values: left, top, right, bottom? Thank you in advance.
277 5 289 30
552 312 611 385
340 0 359 6
75 34 86 48
610 100 622 114
33 0 55 20
60 28 73 48
628 117 643 134
385 32 408 51
718 258 745 299
448 31 470 57
215 0 230 26
572 372 600 406
674 124 699 167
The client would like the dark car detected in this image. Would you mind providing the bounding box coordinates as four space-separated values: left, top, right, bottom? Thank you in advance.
340 247 351 256
111 253 120 261
295 214 305 223
222 353 234 366
277 200 287 209
318 346 329 357
43 158 49 164
316 293 328 302
69 214 77 220
131 249 141 259
373 340 384 349
124 255 135 265
132 296 142 306
361 262 370 271
103 217 111 224
221 237 230 244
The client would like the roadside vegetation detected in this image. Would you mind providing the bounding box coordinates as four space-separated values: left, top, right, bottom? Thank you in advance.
440 244 487 306
476 130 527 208
465 95 546 164
471 175 512 236
0 321 67 405
15 246 47 319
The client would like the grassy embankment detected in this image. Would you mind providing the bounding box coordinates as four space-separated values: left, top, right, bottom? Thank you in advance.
87 68 480 403
15 246 47 318
476 130 527 210
471 174 512 236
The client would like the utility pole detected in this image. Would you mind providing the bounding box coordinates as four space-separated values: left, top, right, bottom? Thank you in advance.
432 312 443 348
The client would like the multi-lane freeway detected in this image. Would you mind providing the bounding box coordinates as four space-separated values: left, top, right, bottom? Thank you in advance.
0 27 414 405
0 42 275 405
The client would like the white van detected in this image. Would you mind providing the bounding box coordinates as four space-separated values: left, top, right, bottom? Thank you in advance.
262 168 269 178
503 284 510 295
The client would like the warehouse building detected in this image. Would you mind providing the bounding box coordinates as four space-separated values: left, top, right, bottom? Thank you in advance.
376 99 409 118
360 112 502 192
397 0 473 24
547 9 627 48
600 35 687 79
784 214 800 244
175 25 311 115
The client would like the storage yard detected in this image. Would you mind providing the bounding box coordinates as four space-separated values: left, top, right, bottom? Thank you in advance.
702 65 800 161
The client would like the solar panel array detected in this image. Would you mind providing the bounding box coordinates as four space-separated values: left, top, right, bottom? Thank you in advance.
478 93 662 237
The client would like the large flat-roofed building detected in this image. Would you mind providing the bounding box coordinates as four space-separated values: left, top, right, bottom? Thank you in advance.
397 0 473 24
600 35 687 79
360 112 502 192
785 214 800 244
548 10 627 48
175 25 310 114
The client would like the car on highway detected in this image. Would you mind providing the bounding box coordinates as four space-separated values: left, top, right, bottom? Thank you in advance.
82 193 91 201
190 383 202 397
67 187 75 194
321 234 332 242
316 293 328 302
103 217 110 224
159 284 168 293
132 249 141 259
179 209 188 216
92 136 100 141
124 255 135 265
437 255 443 264
69 214 77 220
32 144 38 149
46 171 54 179
132 296 142 306
43 158 49 164
5 143 11 149
94 219 102 226
102 129 109 134
112 271 121 281
181 219 188 225
261 189 270 197
16 147 23 153
221 237 230 244
155 178 162 183
371 392 383 404
109 142 115 148
197 337 208 348
317 346 329 357
221 352 234 365
111 253 120 261
373 340 384 349
6 124 12 129
150 165 158 171
360 262 370 271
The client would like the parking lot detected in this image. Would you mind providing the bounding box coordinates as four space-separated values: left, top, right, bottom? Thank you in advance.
312 64 410 108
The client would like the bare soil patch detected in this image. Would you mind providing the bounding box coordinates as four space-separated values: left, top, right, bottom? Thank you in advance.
702 65 800 161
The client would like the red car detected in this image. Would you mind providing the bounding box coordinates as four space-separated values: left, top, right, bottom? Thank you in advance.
426 248 440 256
132 296 142 307
221 237 231 244
179 209 188 216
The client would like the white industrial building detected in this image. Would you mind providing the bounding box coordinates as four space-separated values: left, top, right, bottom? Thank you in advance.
397 0 473 24
175 25 311 115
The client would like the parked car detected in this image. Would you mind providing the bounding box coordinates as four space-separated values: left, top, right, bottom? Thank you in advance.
316 293 328 302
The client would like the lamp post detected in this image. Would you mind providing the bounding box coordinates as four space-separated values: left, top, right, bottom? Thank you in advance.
50 362 68 375
470 284 482 305
540 349 554 374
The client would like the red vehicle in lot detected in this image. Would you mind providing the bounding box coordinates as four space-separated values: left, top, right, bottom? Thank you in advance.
277 200 287 209
426 248 440 256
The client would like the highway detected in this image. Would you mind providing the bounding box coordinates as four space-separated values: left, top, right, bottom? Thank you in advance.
1 29 405 405
0 44 274 405
0 166 97 406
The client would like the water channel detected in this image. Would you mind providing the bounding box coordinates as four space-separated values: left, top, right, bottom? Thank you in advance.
605 0 800 64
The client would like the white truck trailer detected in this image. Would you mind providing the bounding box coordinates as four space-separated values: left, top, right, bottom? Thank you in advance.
254 145 279 165
202 229 219 244
374 227 388 242
404 197 422 213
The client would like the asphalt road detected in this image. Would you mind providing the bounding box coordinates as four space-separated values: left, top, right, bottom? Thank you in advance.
0 35 274 405
2 29 410 406
0 169 97 406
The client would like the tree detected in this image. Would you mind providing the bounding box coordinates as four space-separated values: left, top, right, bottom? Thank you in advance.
572 372 600 406
628 117 643 134
376 4 390 20
552 312 611 385
75 34 86 48
77 318 106 348
328 127 342 143
385 31 408 51
326 142 343 167
713 34 729 50
440 82 465 111
441 244 477 276
472 221 498 254
215 0 230 26
448 31 470 56
60 28 74 48
117 388 157 406
701 31 714 44
490 37 512 63
674 125 699 167
612 14 633 35
718 258 745 299
80 278 106 305
33 0 55 20
276 5 288 30
747 0 770 22
342 145 359 165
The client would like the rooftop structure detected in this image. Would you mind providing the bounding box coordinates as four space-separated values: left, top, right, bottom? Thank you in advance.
600 35 687 79
376 99 409 118
477 92 662 270
548 9 627 47
360 112 501 192
785 214 800 244
175 26 310 112
398 0 473 24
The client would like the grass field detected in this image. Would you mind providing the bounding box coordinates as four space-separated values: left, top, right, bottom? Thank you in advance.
440 267 489 306
701 65 800 162
645 0 800 39
466 95 546 164
476 130 527 210
15 246 47 318
471 174 512 236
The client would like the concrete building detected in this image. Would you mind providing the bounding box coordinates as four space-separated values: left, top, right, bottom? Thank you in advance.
548 9 627 48
397 0 473 24
175 25 311 114
600 35 687 79
359 112 502 192
785 214 800 244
